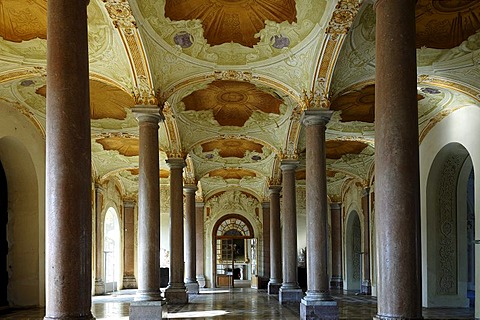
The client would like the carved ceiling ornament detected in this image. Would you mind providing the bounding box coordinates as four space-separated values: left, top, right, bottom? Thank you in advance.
0 0 47 43
164 0 297 48
326 0 362 37
415 0 480 49
205 189 261 224
181 80 283 127
102 0 157 105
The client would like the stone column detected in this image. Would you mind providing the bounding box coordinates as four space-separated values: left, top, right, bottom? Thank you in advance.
123 200 137 289
361 187 371 295
268 185 282 294
279 160 303 304
330 202 343 290
164 158 188 304
129 107 165 319
94 186 105 295
44 0 93 318
300 110 338 319
195 202 206 288
375 0 422 318
184 184 199 295
262 201 270 283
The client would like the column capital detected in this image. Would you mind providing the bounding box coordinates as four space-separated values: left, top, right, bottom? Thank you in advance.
262 201 270 209
184 184 197 193
132 105 164 123
166 157 186 169
124 199 136 208
330 202 341 210
195 201 205 209
280 159 299 171
301 109 333 127
362 186 371 197
269 185 282 194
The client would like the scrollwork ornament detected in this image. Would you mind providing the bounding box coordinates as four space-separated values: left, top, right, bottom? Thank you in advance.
103 0 136 29
326 0 362 36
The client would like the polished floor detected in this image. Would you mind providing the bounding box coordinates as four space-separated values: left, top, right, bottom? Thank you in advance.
0 285 475 319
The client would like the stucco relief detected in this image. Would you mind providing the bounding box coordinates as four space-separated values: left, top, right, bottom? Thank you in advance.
204 190 262 226
436 153 463 295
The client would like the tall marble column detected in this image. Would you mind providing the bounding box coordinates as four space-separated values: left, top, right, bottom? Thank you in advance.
195 202 206 288
361 187 371 295
330 202 343 290
184 184 199 295
94 186 105 295
300 110 338 319
268 185 282 294
129 107 165 319
164 158 188 304
262 201 270 283
44 0 93 318
123 200 137 289
375 0 422 318
279 160 303 304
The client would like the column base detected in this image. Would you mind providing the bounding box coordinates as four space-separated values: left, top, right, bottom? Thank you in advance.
164 287 188 304
360 280 371 295
185 281 199 295
123 275 137 289
300 299 338 320
279 286 303 304
329 276 343 290
268 281 282 295
196 275 206 288
134 289 163 302
374 315 422 320
94 280 105 295
45 314 94 320
129 300 167 320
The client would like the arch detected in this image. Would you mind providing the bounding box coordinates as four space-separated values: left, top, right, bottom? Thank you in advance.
103 207 121 293
425 142 473 307
344 210 361 291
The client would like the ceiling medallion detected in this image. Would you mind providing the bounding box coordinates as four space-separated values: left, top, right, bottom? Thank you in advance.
164 0 296 47
271 34 290 49
174 31 194 48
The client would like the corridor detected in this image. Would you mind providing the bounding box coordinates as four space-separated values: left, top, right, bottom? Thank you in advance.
0 288 474 319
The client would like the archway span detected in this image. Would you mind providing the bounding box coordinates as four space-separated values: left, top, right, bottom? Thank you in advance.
344 210 361 292
103 207 121 293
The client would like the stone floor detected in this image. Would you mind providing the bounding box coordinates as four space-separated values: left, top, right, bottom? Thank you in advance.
0 286 475 319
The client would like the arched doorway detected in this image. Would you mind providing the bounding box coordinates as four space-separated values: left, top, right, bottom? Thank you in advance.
345 210 361 291
213 214 254 288
104 207 121 293
426 142 474 307
0 161 7 307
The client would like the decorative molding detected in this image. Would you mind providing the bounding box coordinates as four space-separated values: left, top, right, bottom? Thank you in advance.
326 0 362 37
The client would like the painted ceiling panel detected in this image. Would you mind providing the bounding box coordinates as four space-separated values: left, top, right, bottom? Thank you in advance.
201 139 264 158
0 0 47 43
181 80 282 127
164 0 297 48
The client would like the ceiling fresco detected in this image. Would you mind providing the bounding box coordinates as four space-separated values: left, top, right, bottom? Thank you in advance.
164 0 297 48
2 0 479 208
181 80 283 127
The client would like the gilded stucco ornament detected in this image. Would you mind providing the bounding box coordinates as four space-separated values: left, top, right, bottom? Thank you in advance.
326 0 362 38
103 0 157 105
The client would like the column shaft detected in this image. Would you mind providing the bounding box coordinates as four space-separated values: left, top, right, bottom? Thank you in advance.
165 158 188 304
123 201 137 289
262 202 271 281
268 186 282 294
330 202 343 289
375 0 422 318
45 0 93 318
302 110 334 301
195 202 206 287
361 188 371 295
94 187 105 295
279 160 302 303
184 185 199 294
134 108 163 301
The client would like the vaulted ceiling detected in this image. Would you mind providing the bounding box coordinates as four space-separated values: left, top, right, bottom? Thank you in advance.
1 0 480 204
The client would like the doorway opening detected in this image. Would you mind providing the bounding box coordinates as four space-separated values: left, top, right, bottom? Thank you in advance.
213 214 254 288
103 207 121 293
345 210 361 292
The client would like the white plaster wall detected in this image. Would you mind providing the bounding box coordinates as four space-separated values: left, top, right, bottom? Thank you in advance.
419 105 480 315
0 104 45 307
